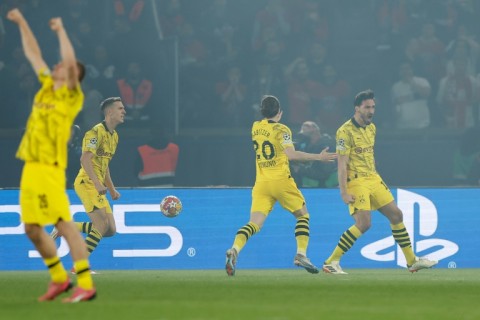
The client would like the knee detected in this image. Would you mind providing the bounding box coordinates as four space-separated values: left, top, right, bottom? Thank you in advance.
95 219 116 237
24 224 41 242
103 225 116 237
391 209 404 225
92 222 108 237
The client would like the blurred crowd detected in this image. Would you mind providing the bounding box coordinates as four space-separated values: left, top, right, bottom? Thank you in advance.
0 0 480 136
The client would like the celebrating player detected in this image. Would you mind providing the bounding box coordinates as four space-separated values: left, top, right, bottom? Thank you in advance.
322 89 438 274
8 8 96 302
225 95 337 276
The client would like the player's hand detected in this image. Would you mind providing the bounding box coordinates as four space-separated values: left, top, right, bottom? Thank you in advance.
341 192 355 204
110 189 121 200
318 147 337 162
7 9 25 24
95 183 107 195
49 18 64 32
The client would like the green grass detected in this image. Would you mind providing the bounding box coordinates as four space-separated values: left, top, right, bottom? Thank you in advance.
0 269 478 320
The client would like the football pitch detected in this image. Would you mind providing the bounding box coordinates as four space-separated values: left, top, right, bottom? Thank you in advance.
0 269 478 320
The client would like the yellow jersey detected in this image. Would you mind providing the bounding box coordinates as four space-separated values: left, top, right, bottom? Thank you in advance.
76 121 119 183
16 68 84 170
336 118 377 175
252 119 294 181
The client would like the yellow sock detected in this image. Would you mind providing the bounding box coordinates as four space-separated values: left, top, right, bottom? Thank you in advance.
391 222 416 265
85 228 103 253
326 225 362 263
74 259 94 290
295 214 310 256
43 256 68 283
232 222 260 253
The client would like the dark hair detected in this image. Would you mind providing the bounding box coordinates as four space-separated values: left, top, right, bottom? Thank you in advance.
100 97 122 113
354 89 375 107
76 61 85 82
260 95 280 118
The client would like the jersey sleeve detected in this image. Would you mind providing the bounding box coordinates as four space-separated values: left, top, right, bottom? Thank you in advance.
37 68 52 84
57 83 84 117
276 124 293 150
82 128 101 154
336 127 351 156
37 68 54 93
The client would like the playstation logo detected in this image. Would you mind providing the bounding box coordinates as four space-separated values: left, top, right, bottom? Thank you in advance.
361 189 459 267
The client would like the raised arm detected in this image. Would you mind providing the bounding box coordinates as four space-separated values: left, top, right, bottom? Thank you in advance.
284 146 337 162
49 18 79 89
7 9 48 75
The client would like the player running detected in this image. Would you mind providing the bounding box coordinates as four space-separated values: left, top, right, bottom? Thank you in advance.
225 95 337 276
52 97 125 264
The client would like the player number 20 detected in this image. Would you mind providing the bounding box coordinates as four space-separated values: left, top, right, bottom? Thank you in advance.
253 140 275 160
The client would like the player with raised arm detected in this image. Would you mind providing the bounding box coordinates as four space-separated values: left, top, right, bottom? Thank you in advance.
225 95 337 276
322 89 438 274
8 8 95 302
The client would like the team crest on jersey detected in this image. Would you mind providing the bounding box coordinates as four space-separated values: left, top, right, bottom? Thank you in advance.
358 194 366 204
337 138 346 151
87 137 97 148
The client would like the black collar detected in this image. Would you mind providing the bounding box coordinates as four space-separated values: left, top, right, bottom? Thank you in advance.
102 120 114 135
351 117 368 129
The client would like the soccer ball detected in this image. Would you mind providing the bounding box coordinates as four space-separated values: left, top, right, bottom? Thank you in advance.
160 195 182 218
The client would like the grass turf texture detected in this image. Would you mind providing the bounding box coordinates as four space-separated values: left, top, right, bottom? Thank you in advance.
0 269 478 320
